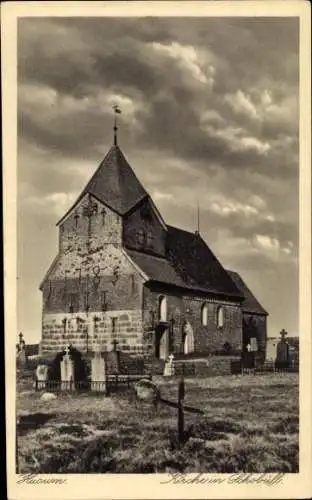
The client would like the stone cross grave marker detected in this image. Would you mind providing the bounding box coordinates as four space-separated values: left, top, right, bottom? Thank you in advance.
60 345 75 390
35 364 49 390
163 353 175 377
17 332 27 367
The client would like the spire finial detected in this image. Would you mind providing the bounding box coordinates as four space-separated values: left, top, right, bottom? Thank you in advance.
195 203 200 236
112 104 121 146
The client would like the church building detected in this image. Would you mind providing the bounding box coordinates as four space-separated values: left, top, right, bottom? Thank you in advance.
40 118 268 361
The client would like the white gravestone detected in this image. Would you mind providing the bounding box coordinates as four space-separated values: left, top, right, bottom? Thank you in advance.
163 353 175 377
35 364 49 390
60 346 75 391
91 348 107 393
250 337 258 352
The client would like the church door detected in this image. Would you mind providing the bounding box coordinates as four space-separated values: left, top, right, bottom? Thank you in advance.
159 329 169 360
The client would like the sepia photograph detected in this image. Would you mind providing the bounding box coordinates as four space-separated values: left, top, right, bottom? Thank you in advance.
2 1 311 499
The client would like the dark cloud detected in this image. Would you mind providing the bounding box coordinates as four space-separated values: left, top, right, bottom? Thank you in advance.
17 16 299 341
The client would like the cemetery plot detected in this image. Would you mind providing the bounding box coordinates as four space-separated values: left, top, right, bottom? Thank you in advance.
16 372 298 474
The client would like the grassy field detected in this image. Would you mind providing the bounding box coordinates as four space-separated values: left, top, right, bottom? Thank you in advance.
16 373 299 473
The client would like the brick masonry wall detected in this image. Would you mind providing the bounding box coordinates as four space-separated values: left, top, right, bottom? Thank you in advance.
123 198 166 257
143 284 243 357
184 296 242 353
143 285 184 357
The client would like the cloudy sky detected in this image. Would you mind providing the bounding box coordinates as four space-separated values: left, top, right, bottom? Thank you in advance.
17 16 299 343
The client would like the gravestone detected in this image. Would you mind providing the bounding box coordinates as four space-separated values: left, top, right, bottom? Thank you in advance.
163 353 175 377
275 329 289 370
91 347 107 393
60 346 75 390
106 339 120 374
250 337 258 352
35 364 49 390
17 332 27 368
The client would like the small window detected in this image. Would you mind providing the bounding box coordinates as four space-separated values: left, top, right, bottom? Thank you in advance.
159 296 167 322
136 228 145 247
84 292 89 312
217 306 224 328
201 303 208 326
101 291 107 311
146 230 154 248
130 274 136 295
69 293 79 313
101 208 106 225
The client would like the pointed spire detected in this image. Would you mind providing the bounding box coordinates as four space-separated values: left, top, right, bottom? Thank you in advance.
112 104 121 146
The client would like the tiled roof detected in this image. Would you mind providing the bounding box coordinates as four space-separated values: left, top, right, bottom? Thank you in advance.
166 226 243 298
59 146 147 223
126 227 244 299
82 145 147 214
125 250 187 288
227 270 268 315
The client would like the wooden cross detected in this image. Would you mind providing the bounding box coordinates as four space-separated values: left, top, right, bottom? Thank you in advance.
112 339 119 351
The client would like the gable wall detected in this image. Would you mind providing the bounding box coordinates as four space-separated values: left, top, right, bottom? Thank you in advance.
123 198 166 256
59 194 122 254
41 194 146 354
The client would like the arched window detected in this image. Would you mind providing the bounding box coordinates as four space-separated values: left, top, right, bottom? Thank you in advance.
201 303 208 326
217 306 224 328
159 296 167 322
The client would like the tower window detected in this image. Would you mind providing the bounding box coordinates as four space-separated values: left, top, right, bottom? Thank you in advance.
136 228 145 247
216 306 224 328
146 230 154 248
201 303 208 326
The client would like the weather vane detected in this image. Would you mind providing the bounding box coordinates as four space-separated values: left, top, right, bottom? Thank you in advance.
112 104 122 146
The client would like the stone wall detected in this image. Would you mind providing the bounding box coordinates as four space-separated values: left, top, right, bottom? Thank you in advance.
174 356 241 377
41 309 144 354
59 194 122 254
41 194 146 354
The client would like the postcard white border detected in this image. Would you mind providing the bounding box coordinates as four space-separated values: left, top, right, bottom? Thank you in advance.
2 1 311 499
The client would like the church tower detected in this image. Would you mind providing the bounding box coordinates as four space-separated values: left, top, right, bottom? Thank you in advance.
39 113 155 354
